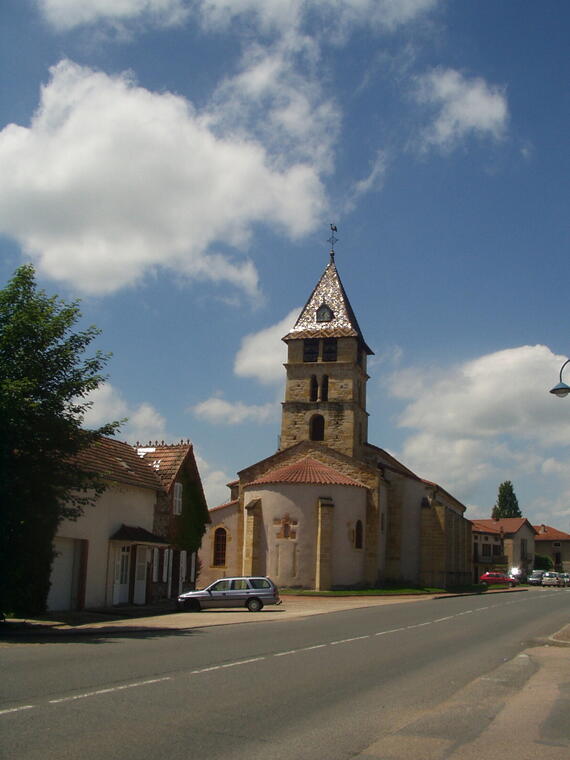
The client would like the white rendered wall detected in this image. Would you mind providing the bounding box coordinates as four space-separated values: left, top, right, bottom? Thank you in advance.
244 482 367 588
51 484 156 609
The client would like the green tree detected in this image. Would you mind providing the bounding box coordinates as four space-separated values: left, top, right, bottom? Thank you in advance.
0 265 119 615
534 554 553 571
491 480 522 519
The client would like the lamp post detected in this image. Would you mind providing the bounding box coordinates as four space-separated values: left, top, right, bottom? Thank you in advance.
549 359 570 398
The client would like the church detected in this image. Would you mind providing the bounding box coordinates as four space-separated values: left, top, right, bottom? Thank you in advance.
198 240 472 590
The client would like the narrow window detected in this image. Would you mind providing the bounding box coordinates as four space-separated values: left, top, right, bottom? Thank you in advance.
310 375 318 402
355 520 363 549
213 528 227 566
303 339 319 362
309 414 325 441
321 375 329 401
173 482 183 515
322 338 337 362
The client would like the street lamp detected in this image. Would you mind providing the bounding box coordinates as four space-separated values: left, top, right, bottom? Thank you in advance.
550 359 570 398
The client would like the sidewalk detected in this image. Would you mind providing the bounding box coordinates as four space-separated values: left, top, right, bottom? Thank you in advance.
0 587 556 640
0 592 438 638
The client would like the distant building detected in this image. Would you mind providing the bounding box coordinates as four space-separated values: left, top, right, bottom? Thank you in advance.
468 518 536 578
533 524 570 572
199 246 472 590
469 519 508 583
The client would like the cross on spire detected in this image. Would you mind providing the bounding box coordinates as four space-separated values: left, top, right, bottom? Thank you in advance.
327 223 338 262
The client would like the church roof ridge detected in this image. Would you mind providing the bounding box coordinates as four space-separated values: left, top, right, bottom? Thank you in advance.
283 259 373 354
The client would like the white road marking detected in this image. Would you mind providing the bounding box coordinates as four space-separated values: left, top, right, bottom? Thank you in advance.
330 636 369 645
48 677 171 704
221 657 266 668
0 705 35 716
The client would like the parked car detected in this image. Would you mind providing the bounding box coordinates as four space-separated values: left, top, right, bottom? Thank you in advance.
542 571 563 587
177 576 281 612
560 573 570 587
479 571 518 587
528 570 545 586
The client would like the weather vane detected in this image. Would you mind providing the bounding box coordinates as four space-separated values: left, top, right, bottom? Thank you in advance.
327 223 338 261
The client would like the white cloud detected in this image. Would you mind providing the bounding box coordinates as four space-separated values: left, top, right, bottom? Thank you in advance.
388 345 570 502
193 396 278 425
0 60 325 296
345 150 388 211
234 308 299 384
193 449 233 507
38 0 439 35
37 0 189 31
414 67 508 150
83 383 169 442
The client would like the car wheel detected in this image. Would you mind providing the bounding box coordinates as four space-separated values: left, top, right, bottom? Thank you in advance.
247 597 263 612
184 599 201 612
509 582 515 587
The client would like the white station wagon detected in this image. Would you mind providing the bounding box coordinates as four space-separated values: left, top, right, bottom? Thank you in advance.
177 576 281 612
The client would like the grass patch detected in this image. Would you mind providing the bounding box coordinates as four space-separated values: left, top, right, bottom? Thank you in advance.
280 586 447 596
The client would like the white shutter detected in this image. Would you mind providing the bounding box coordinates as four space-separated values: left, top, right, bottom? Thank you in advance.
179 550 187 594
152 547 159 582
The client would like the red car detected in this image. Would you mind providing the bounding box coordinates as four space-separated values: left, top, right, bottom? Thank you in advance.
479 571 518 587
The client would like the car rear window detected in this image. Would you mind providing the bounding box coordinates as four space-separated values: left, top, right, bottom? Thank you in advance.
231 579 249 590
250 578 271 589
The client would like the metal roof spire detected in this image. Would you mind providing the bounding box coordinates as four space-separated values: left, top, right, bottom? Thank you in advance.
327 223 338 262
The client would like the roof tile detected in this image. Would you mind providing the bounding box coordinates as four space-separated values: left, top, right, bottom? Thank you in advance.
245 457 366 488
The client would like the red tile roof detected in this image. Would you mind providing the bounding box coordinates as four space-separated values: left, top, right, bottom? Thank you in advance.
533 524 570 541
470 520 502 534
137 443 193 490
469 518 535 535
209 500 239 512
245 457 366 488
75 437 162 491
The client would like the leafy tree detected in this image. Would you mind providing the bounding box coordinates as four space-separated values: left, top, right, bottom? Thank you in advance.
0 265 119 615
491 480 522 519
534 554 553 571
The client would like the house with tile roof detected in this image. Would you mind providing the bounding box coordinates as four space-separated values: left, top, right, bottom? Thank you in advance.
469 519 509 583
468 518 536 579
198 247 472 590
533 524 570 572
47 437 208 611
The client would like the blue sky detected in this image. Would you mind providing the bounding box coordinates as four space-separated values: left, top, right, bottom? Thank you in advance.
1 1 570 528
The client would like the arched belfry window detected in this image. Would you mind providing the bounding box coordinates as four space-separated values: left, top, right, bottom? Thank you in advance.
321 375 329 401
309 414 325 441
316 303 334 323
355 520 363 549
213 528 227 566
310 375 318 402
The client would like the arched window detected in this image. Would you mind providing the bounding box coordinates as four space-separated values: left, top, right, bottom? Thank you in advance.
213 528 227 566
309 414 325 441
355 520 363 549
321 375 329 401
310 375 318 402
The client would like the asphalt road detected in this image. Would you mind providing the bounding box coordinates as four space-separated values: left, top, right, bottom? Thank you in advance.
2 588 570 760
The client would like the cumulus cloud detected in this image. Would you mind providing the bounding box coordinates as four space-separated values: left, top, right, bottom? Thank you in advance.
37 0 189 31
193 449 233 507
414 67 508 150
83 383 169 442
192 309 296 425
193 396 278 425
0 60 324 296
234 308 299 384
37 0 439 35
210 39 339 175
388 345 570 501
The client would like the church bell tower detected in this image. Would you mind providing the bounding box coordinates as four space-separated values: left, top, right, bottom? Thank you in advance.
280 232 373 461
